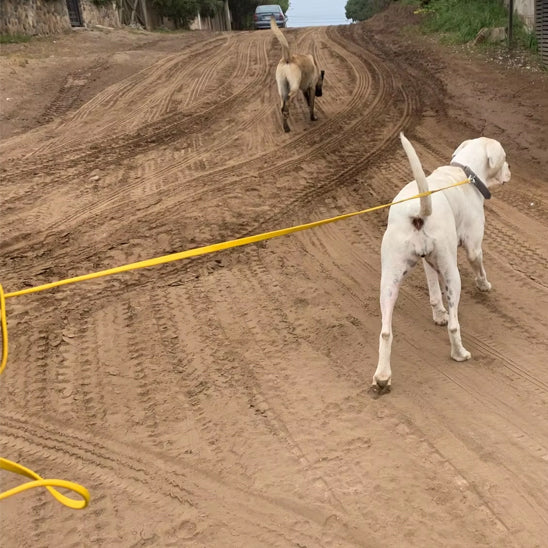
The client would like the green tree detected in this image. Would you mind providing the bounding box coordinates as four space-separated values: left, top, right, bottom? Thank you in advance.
152 0 224 28
199 0 224 18
345 0 390 22
229 0 259 29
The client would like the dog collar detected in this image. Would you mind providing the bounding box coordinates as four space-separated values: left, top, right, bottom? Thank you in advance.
451 162 491 199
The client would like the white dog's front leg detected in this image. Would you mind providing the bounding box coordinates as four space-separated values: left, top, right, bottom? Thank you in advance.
422 259 448 325
466 247 491 291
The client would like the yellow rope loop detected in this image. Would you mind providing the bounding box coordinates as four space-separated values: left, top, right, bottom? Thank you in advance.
0 177 469 508
0 458 90 509
1 286 89 509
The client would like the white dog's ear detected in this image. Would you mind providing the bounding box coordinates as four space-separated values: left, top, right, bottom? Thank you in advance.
485 139 504 170
452 139 471 158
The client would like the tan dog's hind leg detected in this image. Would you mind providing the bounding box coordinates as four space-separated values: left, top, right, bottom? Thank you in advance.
281 86 299 133
281 98 290 132
302 87 318 121
276 76 291 133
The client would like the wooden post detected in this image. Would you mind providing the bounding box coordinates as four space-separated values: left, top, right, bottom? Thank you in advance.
140 0 149 29
225 0 231 31
130 0 139 25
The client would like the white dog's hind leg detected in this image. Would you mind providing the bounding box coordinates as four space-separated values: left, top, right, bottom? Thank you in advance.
373 259 407 390
436 259 471 362
423 259 448 325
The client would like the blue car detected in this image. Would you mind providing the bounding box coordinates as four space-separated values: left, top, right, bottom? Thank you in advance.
254 4 287 29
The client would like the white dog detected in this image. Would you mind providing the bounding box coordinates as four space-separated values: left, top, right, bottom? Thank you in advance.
372 133 511 392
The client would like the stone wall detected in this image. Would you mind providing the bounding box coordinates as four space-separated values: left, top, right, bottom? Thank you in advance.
80 0 120 28
0 0 120 36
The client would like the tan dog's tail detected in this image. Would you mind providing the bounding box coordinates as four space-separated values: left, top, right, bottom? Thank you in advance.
400 132 432 217
270 16 290 63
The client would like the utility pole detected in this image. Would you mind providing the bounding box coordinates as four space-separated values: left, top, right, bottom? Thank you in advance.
508 0 514 49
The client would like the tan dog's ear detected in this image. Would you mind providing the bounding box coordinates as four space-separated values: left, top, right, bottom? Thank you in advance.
452 139 472 158
485 139 504 169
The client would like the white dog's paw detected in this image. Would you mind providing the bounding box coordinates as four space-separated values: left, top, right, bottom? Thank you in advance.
476 278 492 292
451 348 472 362
371 375 392 394
433 309 449 326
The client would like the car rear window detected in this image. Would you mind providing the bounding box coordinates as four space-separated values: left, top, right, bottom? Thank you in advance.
256 5 281 13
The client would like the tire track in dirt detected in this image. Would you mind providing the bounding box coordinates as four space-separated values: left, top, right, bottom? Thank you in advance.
0 36 273 237
55 311 89 422
268 198 548 544
224 257 351 514
122 298 162 446
27 35 232 157
76 315 108 432
0 411 372 546
2 26 408 277
159 281 232 461
38 60 110 125
484 213 548 289
182 38 234 109
148 241 526 544
8 28 355 186
142 272 376 544
387 353 548 544
77 24 410 232
0 35 232 167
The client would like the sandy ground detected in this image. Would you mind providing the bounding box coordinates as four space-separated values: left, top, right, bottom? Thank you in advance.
1 5 547 547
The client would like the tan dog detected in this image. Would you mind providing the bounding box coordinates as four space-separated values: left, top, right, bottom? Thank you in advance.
270 16 325 132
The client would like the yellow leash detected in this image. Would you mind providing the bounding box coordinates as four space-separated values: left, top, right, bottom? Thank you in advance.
3 180 470 300
0 178 470 508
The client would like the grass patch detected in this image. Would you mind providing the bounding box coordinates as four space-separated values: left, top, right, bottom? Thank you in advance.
417 0 537 52
0 34 32 44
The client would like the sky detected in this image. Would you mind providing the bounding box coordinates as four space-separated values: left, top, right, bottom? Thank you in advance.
285 0 351 28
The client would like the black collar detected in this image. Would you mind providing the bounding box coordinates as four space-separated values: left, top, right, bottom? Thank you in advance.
450 162 491 199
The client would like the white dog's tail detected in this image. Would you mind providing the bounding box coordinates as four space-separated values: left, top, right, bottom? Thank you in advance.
400 132 432 217
270 16 291 63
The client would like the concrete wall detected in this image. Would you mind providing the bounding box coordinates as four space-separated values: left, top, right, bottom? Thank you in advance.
0 0 120 36
504 0 535 30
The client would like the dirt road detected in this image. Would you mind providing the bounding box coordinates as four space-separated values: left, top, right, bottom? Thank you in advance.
1 6 547 547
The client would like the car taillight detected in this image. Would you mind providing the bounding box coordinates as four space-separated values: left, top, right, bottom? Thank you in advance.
253 14 258 20
276 14 283 20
